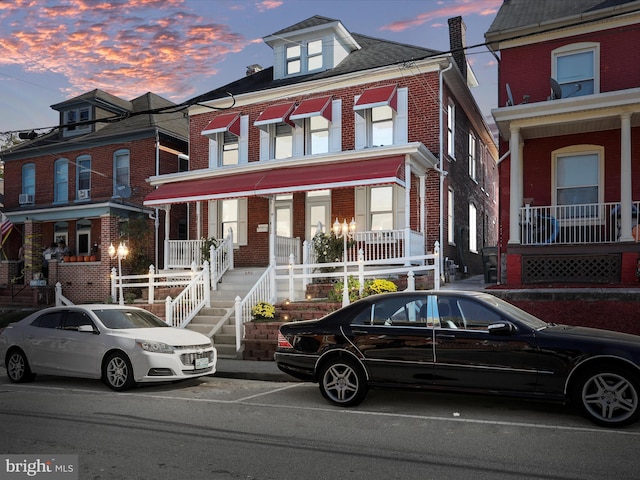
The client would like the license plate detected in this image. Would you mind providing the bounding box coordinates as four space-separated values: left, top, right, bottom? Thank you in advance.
195 357 209 369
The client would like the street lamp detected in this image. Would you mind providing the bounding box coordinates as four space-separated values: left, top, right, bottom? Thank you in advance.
109 241 129 305
333 217 356 307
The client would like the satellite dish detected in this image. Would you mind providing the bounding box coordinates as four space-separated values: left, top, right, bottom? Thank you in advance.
550 78 562 100
117 184 132 199
506 83 515 107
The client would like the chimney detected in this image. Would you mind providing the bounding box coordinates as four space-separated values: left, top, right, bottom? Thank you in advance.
448 16 467 80
246 64 263 76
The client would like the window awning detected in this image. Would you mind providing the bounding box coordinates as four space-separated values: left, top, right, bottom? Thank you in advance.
201 112 241 137
354 85 397 114
144 156 405 206
290 96 332 125
254 102 296 130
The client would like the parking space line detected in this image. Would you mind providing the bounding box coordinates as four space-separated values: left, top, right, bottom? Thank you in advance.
233 383 304 403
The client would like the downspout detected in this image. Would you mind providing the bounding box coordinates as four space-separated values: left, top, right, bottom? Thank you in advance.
439 60 454 282
154 128 160 269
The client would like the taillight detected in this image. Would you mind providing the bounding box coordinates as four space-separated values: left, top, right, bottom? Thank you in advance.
277 332 293 349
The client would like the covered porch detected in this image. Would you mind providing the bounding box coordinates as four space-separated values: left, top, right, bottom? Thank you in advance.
493 88 640 285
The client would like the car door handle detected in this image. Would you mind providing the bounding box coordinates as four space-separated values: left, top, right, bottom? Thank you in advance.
436 334 456 339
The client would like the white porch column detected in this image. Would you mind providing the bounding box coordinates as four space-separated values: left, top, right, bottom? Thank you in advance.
508 126 522 244
269 196 276 265
196 201 202 239
619 112 634 242
404 160 412 258
163 205 171 269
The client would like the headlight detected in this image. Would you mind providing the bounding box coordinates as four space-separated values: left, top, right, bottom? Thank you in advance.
136 340 174 354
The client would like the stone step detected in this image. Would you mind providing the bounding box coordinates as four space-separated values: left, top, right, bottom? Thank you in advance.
215 343 240 358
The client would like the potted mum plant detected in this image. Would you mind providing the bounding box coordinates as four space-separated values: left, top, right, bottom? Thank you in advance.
251 301 276 322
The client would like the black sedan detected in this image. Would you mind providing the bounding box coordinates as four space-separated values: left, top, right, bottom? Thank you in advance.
275 291 640 428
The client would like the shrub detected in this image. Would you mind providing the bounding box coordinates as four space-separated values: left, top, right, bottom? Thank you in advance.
328 277 397 303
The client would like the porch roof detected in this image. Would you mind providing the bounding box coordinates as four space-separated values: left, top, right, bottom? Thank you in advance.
143 156 405 206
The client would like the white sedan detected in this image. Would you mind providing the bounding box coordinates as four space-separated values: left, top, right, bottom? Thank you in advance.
0 305 217 391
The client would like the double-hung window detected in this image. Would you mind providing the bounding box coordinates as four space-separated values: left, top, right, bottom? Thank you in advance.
77 155 91 201
63 107 91 137
21 164 35 204
447 100 455 158
370 186 394 231
54 158 68 204
208 198 248 247
286 45 301 75
113 149 130 197
255 102 297 160
553 43 599 98
202 113 245 167
354 85 407 149
290 96 335 155
468 133 477 180
553 146 602 219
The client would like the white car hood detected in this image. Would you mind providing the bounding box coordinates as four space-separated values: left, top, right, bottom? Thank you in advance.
114 327 212 347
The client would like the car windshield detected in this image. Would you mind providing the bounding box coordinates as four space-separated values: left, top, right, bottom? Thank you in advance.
93 309 169 329
480 294 548 330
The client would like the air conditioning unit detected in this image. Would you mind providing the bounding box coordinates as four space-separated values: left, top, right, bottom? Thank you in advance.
18 193 34 205
78 189 90 200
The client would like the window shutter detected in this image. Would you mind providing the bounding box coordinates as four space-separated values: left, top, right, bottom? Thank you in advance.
208 138 218 168
354 186 367 230
238 197 248 246
354 97 367 150
259 128 270 160
292 123 304 157
238 115 249 165
394 88 408 145
208 200 218 238
394 184 405 229
329 99 342 153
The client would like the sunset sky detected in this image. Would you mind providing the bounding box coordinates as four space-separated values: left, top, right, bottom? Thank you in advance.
0 0 502 136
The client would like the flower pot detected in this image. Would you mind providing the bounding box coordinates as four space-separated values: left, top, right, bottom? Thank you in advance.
84 256 91 262
69 256 77 262
90 255 97 262
63 255 70 262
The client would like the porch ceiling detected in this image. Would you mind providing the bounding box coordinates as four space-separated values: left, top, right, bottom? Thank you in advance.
144 156 406 206
492 87 640 141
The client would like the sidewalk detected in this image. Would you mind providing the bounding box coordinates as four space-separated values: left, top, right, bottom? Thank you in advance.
215 275 490 383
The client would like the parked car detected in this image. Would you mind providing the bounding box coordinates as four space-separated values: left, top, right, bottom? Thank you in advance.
0 305 217 391
275 291 640 428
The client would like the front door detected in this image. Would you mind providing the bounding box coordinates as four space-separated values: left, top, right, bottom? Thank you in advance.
306 190 331 239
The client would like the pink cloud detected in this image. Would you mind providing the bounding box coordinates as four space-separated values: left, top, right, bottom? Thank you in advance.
0 0 250 101
256 0 283 12
381 0 502 32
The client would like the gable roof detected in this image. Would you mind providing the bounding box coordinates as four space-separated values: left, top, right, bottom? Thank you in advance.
486 0 640 37
189 18 442 105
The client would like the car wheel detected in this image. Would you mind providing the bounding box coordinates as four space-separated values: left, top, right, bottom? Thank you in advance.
103 352 136 391
6 349 35 383
573 366 640 428
319 357 368 407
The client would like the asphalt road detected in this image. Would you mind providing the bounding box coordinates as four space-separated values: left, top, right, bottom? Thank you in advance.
1 372 639 480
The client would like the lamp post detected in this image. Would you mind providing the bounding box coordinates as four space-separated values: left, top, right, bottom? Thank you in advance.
108 241 129 305
333 217 356 307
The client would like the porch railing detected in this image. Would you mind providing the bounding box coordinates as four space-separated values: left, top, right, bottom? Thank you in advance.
209 232 234 288
234 265 276 352
165 262 211 328
520 201 640 245
166 238 206 269
275 235 301 264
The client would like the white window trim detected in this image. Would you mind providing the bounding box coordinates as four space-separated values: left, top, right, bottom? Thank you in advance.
354 87 407 150
448 188 455 245
468 132 477 181
551 144 604 225
447 100 455 159
113 149 130 198
53 158 69 204
469 203 477 254
551 42 600 96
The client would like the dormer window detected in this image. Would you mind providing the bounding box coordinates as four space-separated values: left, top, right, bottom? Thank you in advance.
286 45 301 75
64 107 91 136
286 39 323 76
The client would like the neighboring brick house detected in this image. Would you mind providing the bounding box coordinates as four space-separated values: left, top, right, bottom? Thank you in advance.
144 15 498 280
486 0 640 286
0 89 188 304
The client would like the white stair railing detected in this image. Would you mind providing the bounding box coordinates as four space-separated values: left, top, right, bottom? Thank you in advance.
210 230 234 289
234 265 275 352
165 261 211 328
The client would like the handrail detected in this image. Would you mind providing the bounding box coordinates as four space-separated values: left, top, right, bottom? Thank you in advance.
165 261 211 328
234 265 275 352
210 231 234 289
55 282 74 306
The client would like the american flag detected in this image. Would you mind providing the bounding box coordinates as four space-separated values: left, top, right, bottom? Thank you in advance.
1 212 14 245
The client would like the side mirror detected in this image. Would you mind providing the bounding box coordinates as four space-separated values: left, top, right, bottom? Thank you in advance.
78 325 98 334
487 322 515 335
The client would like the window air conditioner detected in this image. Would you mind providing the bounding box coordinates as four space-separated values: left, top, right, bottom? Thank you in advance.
19 193 34 205
78 189 90 200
